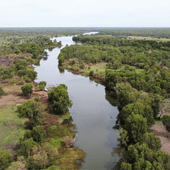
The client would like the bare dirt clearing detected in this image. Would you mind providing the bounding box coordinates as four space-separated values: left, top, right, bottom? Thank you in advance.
151 122 170 154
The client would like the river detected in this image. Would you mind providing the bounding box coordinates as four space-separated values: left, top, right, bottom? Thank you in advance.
34 32 120 170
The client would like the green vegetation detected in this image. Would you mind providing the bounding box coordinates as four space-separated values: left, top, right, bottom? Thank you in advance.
162 114 170 132
0 87 4 95
2 28 170 170
0 150 13 170
17 100 44 128
0 105 28 149
58 34 170 169
34 96 40 101
48 84 73 115
21 83 33 98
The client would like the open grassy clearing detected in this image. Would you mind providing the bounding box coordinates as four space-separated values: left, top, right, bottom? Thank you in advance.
2 84 22 93
128 36 170 42
64 60 144 78
0 105 28 149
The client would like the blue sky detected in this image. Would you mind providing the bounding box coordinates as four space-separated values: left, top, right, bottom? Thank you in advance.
0 0 169 27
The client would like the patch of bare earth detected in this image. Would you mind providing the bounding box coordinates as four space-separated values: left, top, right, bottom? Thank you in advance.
0 88 49 109
150 123 170 154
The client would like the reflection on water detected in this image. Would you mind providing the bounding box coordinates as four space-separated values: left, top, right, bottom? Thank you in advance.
34 33 121 170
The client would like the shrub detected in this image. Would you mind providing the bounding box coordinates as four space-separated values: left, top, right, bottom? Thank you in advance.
63 136 74 148
89 70 94 76
39 81 47 86
27 70 37 81
27 143 58 169
162 114 170 132
6 157 26 170
2 75 9 80
31 126 46 144
0 150 13 170
17 100 39 117
39 85 45 91
17 101 44 128
47 125 68 138
19 138 36 158
79 64 84 69
0 87 4 95
21 83 33 98
9 78 18 84
70 59 75 65
34 96 40 102
28 108 44 128
17 70 26 77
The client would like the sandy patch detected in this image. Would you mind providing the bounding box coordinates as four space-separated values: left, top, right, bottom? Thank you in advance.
150 123 170 154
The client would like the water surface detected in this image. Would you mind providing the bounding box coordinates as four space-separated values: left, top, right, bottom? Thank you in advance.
34 33 120 170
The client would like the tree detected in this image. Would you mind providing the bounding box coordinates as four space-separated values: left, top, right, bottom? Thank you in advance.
141 133 161 152
27 70 37 81
31 126 46 144
120 102 154 127
17 101 44 128
28 108 44 128
58 52 64 66
6 157 26 170
21 83 33 98
162 114 170 132
17 100 39 117
27 143 58 169
0 150 13 170
124 113 148 143
117 129 129 147
120 162 132 170
19 138 36 158
48 84 72 115
39 81 47 86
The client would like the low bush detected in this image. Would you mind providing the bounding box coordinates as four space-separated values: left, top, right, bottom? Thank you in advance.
63 136 74 148
39 85 45 91
89 70 94 76
21 83 33 98
162 114 170 132
39 81 47 86
0 150 13 170
0 86 4 95
34 96 40 101
47 125 69 138
17 100 39 117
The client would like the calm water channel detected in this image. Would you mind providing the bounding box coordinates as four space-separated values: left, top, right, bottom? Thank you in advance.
34 33 120 170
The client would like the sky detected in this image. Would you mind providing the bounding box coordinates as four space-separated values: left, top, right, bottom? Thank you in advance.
0 0 170 27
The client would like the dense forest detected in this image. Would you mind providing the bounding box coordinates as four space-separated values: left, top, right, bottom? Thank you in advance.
97 28 170 39
59 33 170 170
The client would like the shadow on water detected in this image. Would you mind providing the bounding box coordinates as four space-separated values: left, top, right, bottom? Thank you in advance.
59 67 65 73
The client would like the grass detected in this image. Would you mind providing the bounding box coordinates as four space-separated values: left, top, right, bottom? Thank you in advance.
56 146 85 170
90 62 107 72
49 138 63 149
0 105 28 149
128 36 170 42
55 112 71 123
2 84 22 94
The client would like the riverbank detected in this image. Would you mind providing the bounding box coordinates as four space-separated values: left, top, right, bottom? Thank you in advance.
0 37 85 169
